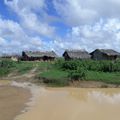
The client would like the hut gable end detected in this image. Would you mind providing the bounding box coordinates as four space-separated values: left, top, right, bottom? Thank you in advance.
91 49 120 60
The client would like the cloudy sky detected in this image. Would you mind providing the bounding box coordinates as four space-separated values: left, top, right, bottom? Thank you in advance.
0 0 120 55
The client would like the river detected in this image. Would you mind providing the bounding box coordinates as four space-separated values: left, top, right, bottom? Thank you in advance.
0 81 31 120
15 87 120 120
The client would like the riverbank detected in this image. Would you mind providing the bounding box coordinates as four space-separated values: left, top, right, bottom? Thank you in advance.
1 59 120 87
0 81 31 120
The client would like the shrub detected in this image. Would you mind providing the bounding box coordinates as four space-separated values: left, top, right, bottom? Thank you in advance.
0 59 16 76
68 67 86 81
54 58 65 69
55 59 120 73
38 70 69 86
0 59 15 68
61 61 78 70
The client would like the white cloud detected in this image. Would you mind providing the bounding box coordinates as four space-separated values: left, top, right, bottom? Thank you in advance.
53 0 120 26
52 0 120 53
19 9 55 37
0 37 7 46
2 0 120 55
17 0 45 10
0 17 44 54
4 0 55 37
0 0 57 55
30 37 42 46
4 0 45 11
53 19 120 53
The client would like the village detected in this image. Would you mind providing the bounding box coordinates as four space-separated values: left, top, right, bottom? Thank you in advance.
1 48 120 120
0 47 120 88
1 49 120 62
1 0 120 120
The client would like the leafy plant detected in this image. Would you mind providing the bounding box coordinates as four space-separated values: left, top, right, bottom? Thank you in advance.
68 67 86 81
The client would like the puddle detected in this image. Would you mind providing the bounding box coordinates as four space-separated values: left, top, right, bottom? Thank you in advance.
15 88 120 120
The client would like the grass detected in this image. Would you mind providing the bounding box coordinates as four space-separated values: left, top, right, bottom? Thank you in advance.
40 69 68 80
86 71 120 85
0 59 54 76
0 60 35 76
13 61 34 74
0 59 15 77
1 59 120 86
39 70 120 86
0 68 11 77
36 61 54 71
38 69 69 86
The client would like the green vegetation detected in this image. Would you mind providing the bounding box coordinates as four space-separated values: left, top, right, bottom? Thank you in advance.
0 59 34 76
0 59 15 76
68 68 86 81
86 71 120 84
15 61 35 73
57 59 120 72
38 70 69 86
36 61 54 71
1 58 120 86
53 59 120 86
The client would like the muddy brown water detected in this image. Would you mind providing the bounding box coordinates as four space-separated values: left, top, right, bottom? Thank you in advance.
0 81 31 120
16 87 120 120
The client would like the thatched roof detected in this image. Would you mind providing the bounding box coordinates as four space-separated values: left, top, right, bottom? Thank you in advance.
63 50 91 59
23 51 57 58
91 49 120 56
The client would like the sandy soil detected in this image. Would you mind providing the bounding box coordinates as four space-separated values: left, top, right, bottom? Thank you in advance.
0 84 31 120
16 87 120 120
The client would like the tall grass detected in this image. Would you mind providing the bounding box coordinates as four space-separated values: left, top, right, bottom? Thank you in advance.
55 59 120 72
38 70 69 86
86 71 120 85
0 59 16 76
0 60 34 76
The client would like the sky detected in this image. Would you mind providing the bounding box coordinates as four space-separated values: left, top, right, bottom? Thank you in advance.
0 0 120 55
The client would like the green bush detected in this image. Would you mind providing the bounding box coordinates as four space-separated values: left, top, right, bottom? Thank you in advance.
54 58 65 69
68 68 86 81
61 60 80 70
0 59 16 76
0 59 15 68
86 71 120 85
56 59 120 73
14 62 34 74
38 70 69 86
0 68 10 77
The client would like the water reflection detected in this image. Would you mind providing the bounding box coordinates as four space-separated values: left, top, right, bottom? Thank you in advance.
68 88 120 103
17 88 120 120
88 91 120 104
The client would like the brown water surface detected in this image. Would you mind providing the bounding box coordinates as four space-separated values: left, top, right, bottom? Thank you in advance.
16 88 120 120
0 81 31 120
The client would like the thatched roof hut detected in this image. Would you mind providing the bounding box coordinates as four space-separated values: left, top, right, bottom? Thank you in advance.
90 49 120 60
63 50 91 60
22 51 57 61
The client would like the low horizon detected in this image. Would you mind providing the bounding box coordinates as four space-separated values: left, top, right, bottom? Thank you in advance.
1 48 120 57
